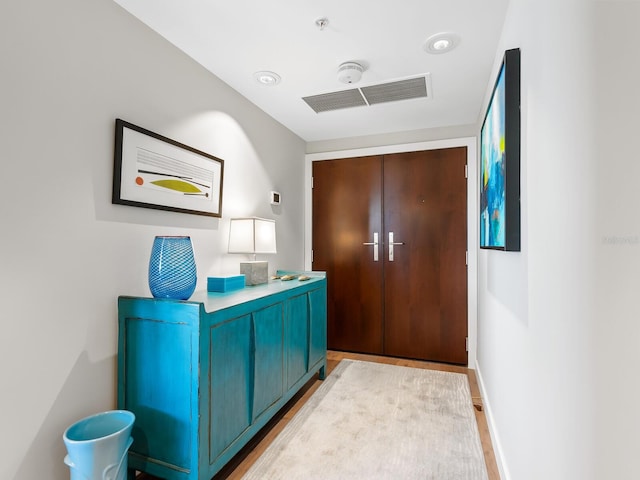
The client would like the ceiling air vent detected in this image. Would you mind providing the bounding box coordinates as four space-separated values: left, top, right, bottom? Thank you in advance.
302 89 367 114
302 75 430 113
361 77 427 105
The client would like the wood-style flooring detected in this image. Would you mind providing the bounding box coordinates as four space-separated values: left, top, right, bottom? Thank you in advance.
139 350 500 480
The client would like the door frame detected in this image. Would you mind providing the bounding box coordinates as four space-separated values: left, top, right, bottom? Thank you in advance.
305 137 478 367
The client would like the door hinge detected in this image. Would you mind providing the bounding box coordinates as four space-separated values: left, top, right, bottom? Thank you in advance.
311 176 314 188
464 164 468 179
465 337 469 352
465 251 468 266
311 249 314 263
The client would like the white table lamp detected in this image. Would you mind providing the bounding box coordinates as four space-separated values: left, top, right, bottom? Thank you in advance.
228 217 277 285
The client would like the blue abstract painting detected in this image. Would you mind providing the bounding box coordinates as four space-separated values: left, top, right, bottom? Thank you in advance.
480 64 506 248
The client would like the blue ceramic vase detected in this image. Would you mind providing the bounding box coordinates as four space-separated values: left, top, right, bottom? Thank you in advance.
148 236 197 300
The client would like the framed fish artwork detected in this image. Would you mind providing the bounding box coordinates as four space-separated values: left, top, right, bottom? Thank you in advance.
113 118 224 217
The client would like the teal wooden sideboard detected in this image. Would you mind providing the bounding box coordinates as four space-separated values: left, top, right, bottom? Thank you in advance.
117 272 327 480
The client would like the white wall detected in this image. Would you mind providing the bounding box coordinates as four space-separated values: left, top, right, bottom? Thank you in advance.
475 0 607 478
0 0 305 479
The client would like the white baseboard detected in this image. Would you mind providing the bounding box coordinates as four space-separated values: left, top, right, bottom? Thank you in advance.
475 360 510 480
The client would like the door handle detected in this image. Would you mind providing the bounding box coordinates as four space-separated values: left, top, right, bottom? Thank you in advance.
388 232 405 262
362 232 379 262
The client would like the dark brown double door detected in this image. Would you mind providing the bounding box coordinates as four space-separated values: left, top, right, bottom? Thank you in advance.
312 148 468 364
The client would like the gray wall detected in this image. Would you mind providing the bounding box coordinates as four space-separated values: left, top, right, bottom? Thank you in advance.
0 0 305 478
306 123 477 154
593 1 640 478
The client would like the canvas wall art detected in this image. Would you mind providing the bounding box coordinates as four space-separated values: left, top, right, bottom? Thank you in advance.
480 48 521 251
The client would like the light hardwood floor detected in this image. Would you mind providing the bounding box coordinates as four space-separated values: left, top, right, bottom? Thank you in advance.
140 350 500 480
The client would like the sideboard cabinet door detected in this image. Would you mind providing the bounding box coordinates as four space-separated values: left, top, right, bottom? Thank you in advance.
209 315 252 464
252 303 285 421
121 312 198 473
309 287 327 372
285 293 310 390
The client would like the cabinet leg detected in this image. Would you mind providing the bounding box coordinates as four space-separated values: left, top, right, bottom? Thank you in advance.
127 468 136 480
319 363 326 380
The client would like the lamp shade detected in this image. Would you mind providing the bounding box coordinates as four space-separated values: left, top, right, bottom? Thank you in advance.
228 217 277 254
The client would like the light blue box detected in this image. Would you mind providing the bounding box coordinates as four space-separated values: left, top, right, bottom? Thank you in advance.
207 275 245 292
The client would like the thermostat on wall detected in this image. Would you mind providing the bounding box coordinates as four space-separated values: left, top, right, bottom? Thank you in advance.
270 191 281 205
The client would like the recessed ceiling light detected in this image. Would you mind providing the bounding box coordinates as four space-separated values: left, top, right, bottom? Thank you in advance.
254 71 281 86
432 39 451 51
424 33 460 54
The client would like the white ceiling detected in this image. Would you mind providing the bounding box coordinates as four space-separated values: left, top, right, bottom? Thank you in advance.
113 0 509 143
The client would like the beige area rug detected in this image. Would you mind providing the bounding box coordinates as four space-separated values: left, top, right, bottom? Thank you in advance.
242 359 489 480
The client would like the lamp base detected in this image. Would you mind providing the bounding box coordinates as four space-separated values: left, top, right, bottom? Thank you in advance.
240 261 269 286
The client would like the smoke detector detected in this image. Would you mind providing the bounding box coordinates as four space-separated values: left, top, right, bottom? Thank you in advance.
337 62 364 84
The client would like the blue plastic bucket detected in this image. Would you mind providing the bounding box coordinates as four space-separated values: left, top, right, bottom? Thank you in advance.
63 410 135 480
